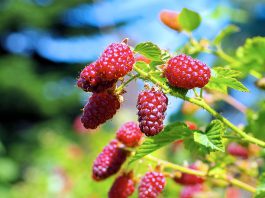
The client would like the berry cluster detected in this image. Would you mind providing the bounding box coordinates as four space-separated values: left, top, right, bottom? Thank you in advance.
77 42 134 129
75 41 212 197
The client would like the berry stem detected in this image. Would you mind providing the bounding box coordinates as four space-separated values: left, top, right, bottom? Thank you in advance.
144 155 256 193
133 65 265 148
115 74 139 95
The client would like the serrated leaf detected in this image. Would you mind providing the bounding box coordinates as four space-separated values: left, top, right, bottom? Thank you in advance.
129 122 191 164
179 8 201 31
135 61 151 73
206 67 249 93
134 42 162 61
234 37 265 77
184 120 225 156
214 25 239 45
255 172 265 198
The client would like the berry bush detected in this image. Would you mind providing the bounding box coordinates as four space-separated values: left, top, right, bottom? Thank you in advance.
76 8 265 198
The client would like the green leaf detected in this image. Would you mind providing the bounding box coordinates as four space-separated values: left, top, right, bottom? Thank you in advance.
214 25 239 45
134 61 151 73
255 172 265 198
129 122 191 163
234 37 265 77
206 67 249 93
184 120 225 156
179 8 201 31
246 101 265 140
134 42 162 61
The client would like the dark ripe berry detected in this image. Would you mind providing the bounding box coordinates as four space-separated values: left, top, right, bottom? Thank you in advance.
81 92 120 129
116 122 143 147
77 62 116 93
137 88 168 136
165 54 211 89
108 172 135 198
92 140 128 181
138 172 166 198
227 142 249 159
185 121 198 130
180 184 203 198
174 164 204 185
98 43 135 80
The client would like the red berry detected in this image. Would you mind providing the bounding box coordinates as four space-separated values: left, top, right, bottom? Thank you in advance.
92 140 128 181
108 172 135 198
226 187 242 198
138 172 166 198
180 184 203 198
159 10 182 32
227 142 249 159
165 54 211 89
185 121 198 130
98 43 135 80
81 93 120 129
137 88 168 136
77 62 116 93
174 164 204 185
116 122 143 147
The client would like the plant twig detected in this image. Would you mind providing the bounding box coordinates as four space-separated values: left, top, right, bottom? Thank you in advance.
115 74 139 95
144 155 256 193
133 65 265 148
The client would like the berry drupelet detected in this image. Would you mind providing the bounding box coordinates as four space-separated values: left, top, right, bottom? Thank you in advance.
137 88 168 136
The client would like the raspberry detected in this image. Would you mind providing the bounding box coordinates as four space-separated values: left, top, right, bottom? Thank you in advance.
180 184 203 198
137 88 168 136
185 121 198 130
77 62 116 93
165 54 211 89
92 140 128 181
174 164 204 185
81 92 120 129
98 43 135 80
138 172 166 198
227 142 249 159
159 10 182 31
108 172 135 198
116 122 143 147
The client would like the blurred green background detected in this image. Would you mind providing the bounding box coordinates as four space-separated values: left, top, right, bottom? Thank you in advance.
0 0 265 197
